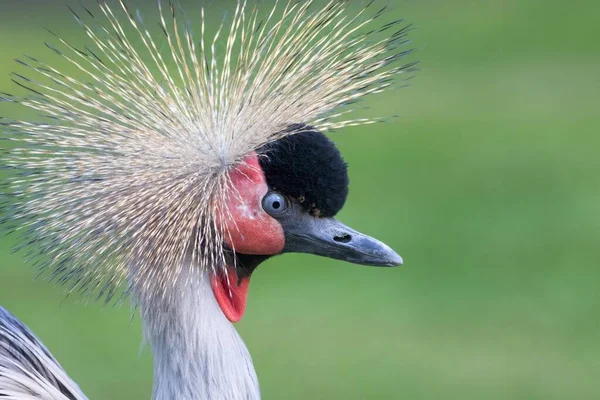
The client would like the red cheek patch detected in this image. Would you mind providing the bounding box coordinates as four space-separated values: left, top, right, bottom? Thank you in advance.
219 153 285 255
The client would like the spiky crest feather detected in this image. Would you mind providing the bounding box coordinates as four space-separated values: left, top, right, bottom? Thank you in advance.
0 0 415 303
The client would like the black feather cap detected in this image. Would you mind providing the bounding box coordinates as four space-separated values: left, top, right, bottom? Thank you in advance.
258 124 349 218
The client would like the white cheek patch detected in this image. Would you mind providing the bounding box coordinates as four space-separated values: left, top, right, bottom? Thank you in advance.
236 202 256 220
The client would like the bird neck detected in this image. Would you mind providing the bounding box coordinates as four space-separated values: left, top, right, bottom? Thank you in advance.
137 265 260 400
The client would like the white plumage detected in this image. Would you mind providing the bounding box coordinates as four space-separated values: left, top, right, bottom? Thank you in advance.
0 307 86 400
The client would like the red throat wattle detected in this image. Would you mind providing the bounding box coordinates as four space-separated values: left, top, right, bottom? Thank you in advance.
211 267 250 323
212 153 285 322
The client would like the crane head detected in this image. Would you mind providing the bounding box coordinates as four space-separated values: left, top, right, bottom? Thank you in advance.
214 125 403 322
1 1 415 312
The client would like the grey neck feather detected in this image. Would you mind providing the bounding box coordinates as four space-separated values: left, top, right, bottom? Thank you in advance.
136 264 260 400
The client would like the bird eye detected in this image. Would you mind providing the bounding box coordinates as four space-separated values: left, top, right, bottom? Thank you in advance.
262 192 288 216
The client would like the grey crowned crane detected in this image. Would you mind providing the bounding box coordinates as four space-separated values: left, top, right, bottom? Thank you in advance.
0 1 415 399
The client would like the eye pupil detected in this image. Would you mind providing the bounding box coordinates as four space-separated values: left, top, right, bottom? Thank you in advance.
272 201 281 209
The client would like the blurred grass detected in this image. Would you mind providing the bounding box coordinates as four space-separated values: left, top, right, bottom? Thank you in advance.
1 0 599 399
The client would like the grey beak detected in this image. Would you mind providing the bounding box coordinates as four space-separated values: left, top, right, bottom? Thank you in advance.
283 216 403 267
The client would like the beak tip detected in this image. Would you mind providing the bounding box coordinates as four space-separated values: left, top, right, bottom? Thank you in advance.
388 252 404 266
378 241 403 266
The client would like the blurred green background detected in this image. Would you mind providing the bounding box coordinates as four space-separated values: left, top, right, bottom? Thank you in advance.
1 0 599 399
